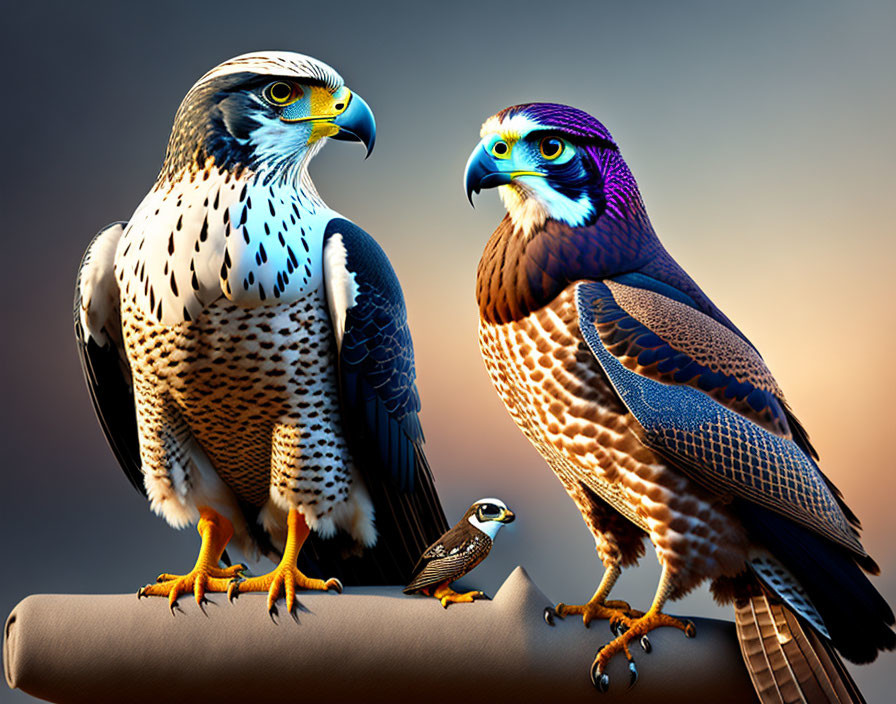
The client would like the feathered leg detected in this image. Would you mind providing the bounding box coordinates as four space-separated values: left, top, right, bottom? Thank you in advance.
138 506 244 610
546 483 646 627
228 508 342 614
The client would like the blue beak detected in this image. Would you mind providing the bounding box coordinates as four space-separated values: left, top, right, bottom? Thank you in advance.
464 144 512 206
331 91 376 158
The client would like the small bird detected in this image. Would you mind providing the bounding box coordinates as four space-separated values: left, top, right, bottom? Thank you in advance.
465 102 893 699
74 51 448 615
404 498 515 607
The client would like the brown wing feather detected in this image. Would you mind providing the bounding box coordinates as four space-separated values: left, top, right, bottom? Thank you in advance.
404 531 492 593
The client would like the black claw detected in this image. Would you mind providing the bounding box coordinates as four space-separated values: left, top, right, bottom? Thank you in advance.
590 661 610 693
628 661 638 688
227 578 241 603
640 634 652 652
544 607 556 626
327 578 343 594
685 620 697 638
611 620 628 637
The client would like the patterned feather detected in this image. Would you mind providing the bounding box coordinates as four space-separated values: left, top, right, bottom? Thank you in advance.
575 279 863 555
469 102 893 697
75 51 447 588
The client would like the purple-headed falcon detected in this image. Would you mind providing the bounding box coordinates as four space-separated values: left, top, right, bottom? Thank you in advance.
464 103 893 700
74 51 447 613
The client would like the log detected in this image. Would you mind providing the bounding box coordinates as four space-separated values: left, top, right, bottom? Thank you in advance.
4 566 757 703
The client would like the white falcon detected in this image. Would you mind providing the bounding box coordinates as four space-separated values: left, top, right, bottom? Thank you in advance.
74 51 447 612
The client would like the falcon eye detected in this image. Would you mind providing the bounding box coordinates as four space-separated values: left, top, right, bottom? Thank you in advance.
540 137 564 160
263 81 302 106
491 140 510 158
477 504 500 519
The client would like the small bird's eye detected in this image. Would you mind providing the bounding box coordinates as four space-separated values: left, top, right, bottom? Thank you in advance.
540 137 564 160
264 81 301 106
477 504 499 519
491 141 510 158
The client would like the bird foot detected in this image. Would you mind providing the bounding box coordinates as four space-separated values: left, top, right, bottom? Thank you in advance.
589 611 696 692
546 597 644 628
228 564 342 614
138 562 246 612
430 584 489 608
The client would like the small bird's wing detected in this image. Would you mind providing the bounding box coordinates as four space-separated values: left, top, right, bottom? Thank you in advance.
404 525 491 593
575 278 866 558
74 223 144 495
314 218 448 585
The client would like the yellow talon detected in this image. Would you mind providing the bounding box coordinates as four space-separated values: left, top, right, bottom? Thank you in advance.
555 597 643 627
227 508 342 613
429 582 488 608
137 507 236 609
592 609 695 676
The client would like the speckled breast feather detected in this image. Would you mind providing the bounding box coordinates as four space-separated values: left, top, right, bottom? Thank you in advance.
121 283 373 544
478 286 749 595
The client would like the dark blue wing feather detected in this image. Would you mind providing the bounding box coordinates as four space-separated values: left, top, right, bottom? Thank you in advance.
598 274 792 436
328 220 423 491
575 280 864 556
307 218 447 586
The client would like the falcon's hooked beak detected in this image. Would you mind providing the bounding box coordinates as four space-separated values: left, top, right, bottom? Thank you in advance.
463 141 543 206
328 90 376 158
498 507 516 524
284 87 376 158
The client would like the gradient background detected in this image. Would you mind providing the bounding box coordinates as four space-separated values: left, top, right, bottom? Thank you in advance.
2 1 894 700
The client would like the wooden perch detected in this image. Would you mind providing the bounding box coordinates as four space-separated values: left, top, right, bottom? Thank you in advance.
4 566 757 703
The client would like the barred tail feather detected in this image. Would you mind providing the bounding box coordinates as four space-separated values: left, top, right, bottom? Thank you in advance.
735 587 865 703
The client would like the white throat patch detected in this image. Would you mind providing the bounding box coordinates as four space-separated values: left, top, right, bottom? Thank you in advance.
468 514 503 539
500 178 595 238
467 497 509 540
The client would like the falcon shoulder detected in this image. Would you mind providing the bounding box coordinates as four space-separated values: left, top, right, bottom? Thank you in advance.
74 222 143 495
575 276 867 560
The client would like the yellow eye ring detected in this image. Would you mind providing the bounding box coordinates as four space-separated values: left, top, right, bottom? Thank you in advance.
263 81 302 106
540 137 564 160
491 140 510 158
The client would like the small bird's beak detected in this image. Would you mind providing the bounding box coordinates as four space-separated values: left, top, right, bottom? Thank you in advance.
464 144 512 206
330 90 376 158
500 508 516 524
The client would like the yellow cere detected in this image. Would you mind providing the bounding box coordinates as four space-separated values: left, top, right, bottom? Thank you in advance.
309 85 350 120
280 85 351 124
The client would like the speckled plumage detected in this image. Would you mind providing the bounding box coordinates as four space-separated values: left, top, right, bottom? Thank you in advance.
479 286 748 596
75 52 447 587
404 499 513 594
468 102 893 698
